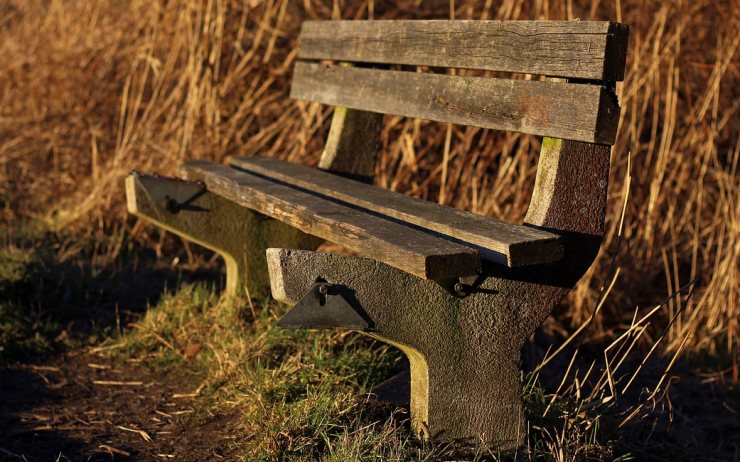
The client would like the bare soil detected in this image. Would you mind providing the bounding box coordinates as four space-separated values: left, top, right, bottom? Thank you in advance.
0 353 243 461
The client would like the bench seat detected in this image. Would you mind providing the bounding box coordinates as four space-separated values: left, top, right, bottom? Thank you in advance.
180 159 562 282
230 156 563 267
182 160 479 281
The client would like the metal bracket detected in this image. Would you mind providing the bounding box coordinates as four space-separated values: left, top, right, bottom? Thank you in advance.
277 283 370 330
161 183 207 213
452 274 502 298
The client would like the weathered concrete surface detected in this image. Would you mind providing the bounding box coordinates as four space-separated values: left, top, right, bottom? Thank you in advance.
126 172 321 299
268 248 526 446
318 105 383 182
268 138 612 449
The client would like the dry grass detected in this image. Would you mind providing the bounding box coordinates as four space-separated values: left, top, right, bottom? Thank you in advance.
0 0 738 458
1 0 736 359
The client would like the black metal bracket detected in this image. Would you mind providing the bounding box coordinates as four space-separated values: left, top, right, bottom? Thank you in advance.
277 283 370 330
161 182 207 213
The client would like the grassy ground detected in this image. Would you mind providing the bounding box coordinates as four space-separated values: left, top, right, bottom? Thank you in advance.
1 227 737 460
0 0 738 460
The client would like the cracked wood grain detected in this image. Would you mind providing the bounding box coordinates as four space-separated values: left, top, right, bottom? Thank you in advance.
181 161 481 281
298 20 628 81
291 62 620 144
231 156 563 267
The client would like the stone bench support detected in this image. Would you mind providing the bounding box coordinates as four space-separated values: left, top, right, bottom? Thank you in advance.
126 172 321 298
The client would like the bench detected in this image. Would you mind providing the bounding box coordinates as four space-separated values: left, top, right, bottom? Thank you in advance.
126 19 629 449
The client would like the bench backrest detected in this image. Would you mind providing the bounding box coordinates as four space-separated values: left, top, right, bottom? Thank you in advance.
291 20 628 148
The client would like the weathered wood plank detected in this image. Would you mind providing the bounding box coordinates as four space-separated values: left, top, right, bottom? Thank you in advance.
291 62 620 144
231 156 563 267
180 161 481 280
298 20 629 81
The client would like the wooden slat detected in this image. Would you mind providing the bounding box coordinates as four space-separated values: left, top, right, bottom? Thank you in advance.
180 161 481 280
291 62 620 144
298 20 629 81
231 156 563 267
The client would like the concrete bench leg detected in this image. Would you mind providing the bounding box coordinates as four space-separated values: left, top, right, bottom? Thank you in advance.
267 248 565 448
125 172 321 298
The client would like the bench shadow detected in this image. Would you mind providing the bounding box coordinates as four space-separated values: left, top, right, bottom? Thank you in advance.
0 238 223 363
352 329 737 460
0 366 121 461
0 236 223 460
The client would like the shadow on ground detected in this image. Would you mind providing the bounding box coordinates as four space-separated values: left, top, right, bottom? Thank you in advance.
0 230 242 460
524 327 739 461
0 355 241 461
0 229 222 363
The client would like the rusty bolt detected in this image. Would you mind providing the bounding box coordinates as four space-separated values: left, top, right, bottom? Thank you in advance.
162 196 178 212
454 282 467 294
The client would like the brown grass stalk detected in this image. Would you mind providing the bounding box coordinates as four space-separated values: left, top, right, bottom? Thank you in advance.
0 0 736 369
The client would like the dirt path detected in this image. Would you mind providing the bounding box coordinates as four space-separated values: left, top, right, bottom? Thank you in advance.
0 353 242 461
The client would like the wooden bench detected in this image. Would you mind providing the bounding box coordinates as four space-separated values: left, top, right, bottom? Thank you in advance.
126 19 628 449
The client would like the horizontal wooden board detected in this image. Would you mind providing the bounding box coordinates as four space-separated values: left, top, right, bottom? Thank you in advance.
298 20 629 81
291 62 620 144
231 156 564 267
181 161 481 280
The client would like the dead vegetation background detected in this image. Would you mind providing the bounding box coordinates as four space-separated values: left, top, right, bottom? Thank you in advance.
0 0 738 458
2 0 736 359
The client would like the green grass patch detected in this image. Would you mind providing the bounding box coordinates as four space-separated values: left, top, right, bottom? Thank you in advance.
108 284 629 461
0 221 218 365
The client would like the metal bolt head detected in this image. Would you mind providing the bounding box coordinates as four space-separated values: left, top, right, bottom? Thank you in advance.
317 284 329 295
162 196 177 212
454 282 466 293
